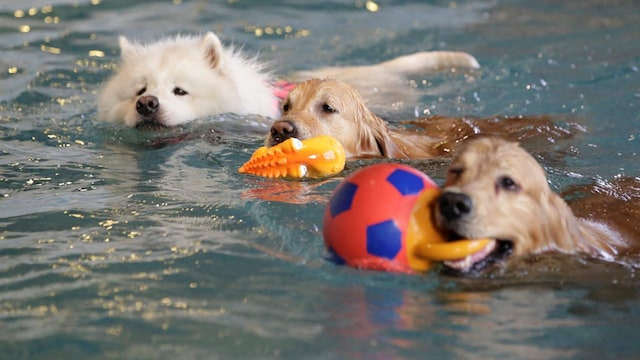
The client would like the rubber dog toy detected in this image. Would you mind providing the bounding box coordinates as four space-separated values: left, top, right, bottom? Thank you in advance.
323 163 491 273
239 136 346 179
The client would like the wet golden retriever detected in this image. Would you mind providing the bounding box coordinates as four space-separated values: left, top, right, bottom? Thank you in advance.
266 78 580 159
434 137 639 275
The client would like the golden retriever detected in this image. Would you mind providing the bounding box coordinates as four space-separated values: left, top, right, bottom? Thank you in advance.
266 78 579 159
434 137 639 275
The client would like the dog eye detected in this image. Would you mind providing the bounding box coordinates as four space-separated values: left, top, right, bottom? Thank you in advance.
497 176 520 192
136 87 146 96
322 103 337 113
282 102 290 113
448 167 464 178
173 87 188 96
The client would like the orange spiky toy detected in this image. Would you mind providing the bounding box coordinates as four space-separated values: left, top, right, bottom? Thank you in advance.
238 136 346 179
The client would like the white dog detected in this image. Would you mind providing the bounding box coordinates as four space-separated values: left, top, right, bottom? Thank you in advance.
98 31 479 129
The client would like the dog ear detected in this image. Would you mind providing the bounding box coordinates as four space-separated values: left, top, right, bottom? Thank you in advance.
537 189 608 256
357 108 407 158
375 130 407 158
118 36 135 61
201 32 224 69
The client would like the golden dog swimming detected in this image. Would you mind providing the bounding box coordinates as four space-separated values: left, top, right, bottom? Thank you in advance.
266 79 579 159
434 137 639 275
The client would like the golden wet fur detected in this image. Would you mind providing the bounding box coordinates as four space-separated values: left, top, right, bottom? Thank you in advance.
266 79 578 159
435 137 635 267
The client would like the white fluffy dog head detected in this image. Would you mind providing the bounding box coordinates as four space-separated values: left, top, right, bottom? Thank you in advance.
97 32 276 128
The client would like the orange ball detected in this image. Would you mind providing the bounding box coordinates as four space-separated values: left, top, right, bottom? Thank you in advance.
322 164 442 273
323 163 492 273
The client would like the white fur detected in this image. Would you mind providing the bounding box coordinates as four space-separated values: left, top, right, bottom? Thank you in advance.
98 32 480 127
97 32 276 127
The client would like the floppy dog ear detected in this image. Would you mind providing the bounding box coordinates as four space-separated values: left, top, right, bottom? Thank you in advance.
537 189 617 258
201 32 224 69
375 130 407 158
356 107 407 158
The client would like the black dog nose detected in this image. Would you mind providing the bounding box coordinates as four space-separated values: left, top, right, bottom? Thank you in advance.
270 120 298 144
437 191 473 221
136 95 159 117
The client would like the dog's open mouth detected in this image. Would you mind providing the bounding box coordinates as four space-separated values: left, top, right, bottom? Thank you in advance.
441 239 514 276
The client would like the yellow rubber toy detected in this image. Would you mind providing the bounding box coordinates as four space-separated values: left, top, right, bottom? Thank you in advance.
239 136 346 179
405 186 492 272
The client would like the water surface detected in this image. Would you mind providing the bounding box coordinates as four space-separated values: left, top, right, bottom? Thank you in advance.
1 1 639 359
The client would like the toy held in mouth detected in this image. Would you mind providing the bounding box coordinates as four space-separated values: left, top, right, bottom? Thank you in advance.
238 136 346 179
323 163 491 273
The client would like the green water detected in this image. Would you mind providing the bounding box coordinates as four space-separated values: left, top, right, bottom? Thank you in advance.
1 1 639 359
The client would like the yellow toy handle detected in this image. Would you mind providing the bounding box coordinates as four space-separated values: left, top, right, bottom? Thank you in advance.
414 239 492 261
239 136 346 179
405 188 492 272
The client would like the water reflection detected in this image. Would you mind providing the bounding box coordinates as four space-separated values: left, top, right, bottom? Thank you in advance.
241 178 339 205
321 264 639 359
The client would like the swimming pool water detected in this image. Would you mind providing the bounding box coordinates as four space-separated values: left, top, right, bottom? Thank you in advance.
1 1 639 359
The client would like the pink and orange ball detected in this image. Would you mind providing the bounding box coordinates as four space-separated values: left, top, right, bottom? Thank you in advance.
323 163 439 273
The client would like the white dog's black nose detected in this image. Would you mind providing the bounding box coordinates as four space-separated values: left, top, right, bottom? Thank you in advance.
437 191 473 221
270 120 298 144
136 95 159 117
